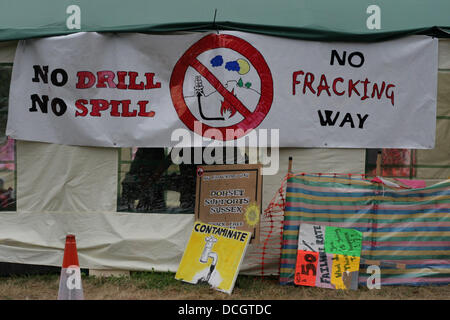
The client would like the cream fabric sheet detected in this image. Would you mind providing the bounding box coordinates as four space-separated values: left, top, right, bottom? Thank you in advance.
0 142 364 274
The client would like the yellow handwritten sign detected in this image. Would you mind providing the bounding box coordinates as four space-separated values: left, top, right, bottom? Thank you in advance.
331 254 361 289
175 221 251 294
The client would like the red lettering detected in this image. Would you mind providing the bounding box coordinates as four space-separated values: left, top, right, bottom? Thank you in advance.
110 100 121 117
291 70 396 106
75 99 88 117
348 79 360 97
121 100 137 117
292 70 304 95
386 84 395 106
75 99 160 117
128 72 144 90
76 71 95 89
96 71 117 88
371 81 386 100
332 77 345 96
144 73 161 89
317 74 331 97
90 99 110 117
303 72 316 95
116 71 128 89
361 78 370 100
137 100 155 117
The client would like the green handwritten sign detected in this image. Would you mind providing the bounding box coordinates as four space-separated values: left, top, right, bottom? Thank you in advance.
324 226 362 257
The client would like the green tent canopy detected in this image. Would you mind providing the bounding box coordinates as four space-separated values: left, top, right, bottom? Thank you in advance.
0 0 449 42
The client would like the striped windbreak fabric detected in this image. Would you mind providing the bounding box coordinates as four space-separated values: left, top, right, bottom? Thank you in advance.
280 174 450 286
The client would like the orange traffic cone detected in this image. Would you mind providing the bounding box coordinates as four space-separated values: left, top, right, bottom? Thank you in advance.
58 234 84 300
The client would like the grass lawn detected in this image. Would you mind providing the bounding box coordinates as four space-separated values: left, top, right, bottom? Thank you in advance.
0 271 449 300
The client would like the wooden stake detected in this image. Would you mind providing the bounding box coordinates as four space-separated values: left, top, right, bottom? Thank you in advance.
288 156 293 174
376 150 382 177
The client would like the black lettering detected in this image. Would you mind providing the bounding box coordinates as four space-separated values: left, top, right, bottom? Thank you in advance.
51 98 67 116
330 50 346 66
304 254 317 263
318 110 340 126
339 113 355 128
348 52 365 68
32 65 48 83
357 114 369 129
29 94 49 113
301 263 316 276
50 68 68 87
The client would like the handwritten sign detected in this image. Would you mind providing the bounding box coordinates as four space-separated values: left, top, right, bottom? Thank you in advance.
175 221 251 294
324 225 362 257
295 224 362 290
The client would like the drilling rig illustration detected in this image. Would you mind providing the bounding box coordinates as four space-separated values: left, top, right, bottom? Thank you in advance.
194 76 225 121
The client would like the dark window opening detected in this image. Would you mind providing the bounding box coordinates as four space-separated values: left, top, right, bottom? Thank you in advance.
0 64 16 211
118 147 248 214
365 148 416 178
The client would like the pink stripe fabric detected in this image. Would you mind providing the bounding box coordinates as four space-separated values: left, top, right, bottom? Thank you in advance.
286 201 450 211
288 220 450 229
288 181 449 196
364 241 450 247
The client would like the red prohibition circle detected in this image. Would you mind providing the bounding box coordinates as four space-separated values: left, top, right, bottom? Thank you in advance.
170 33 273 141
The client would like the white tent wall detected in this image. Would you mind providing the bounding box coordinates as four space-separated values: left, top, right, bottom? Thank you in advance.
0 38 448 274
0 142 365 273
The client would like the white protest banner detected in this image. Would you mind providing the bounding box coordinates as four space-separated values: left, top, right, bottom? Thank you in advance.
7 32 437 148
